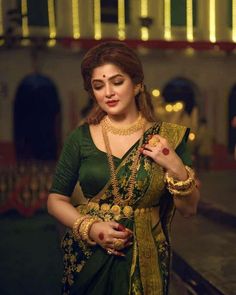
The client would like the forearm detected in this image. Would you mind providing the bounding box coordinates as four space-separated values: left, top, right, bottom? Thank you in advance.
166 162 200 217
173 186 200 217
47 193 82 228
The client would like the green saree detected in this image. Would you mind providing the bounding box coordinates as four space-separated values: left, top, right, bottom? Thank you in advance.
50 121 191 295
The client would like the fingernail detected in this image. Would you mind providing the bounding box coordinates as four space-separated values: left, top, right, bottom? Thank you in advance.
125 241 133 247
125 228 133 234
116 252 125 257
117 224 126 231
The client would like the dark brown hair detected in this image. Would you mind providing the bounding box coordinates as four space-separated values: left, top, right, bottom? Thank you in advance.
81 41 156 124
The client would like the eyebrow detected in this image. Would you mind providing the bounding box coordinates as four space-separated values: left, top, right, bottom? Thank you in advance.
92 74 124 83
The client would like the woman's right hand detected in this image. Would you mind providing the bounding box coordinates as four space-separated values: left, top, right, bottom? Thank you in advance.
89 220 133 256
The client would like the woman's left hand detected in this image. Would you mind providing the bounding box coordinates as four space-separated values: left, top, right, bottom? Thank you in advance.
141 134 187 178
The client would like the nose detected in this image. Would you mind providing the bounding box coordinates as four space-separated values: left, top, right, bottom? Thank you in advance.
105 84 115 98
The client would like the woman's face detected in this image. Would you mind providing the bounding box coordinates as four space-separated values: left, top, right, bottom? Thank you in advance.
91 63 138 116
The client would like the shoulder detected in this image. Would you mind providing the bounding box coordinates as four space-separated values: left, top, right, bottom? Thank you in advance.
159 121 190 148
65 123 90 144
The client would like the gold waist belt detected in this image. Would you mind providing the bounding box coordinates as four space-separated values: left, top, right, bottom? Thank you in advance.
76 201 157 222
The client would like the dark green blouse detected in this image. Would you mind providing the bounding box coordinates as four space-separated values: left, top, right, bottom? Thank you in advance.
50 123 192 198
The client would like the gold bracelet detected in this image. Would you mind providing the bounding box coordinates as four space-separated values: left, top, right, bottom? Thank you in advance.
167 183 195 196
79 217 101 246
164 166 196 196
164 166 195 189
72 215 90 240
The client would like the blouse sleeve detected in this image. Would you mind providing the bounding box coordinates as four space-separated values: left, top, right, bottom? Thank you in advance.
175 128 193 167
49 128 82 197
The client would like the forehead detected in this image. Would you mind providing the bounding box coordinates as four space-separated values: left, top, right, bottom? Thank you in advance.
91 63 126 79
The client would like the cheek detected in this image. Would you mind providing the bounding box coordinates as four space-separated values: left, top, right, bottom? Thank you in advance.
92 91 102 102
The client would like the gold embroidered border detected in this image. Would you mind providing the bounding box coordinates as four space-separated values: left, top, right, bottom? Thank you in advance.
134 209 162 295
131 122 187 295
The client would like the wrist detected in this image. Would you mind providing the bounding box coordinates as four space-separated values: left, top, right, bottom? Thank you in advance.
166 162 188 181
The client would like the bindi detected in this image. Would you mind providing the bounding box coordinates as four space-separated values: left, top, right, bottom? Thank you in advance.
103 74 106 78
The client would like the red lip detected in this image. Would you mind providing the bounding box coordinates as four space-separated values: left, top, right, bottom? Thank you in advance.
106 100 119 107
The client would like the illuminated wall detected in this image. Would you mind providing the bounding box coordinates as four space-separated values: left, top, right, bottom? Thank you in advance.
0 0 236 45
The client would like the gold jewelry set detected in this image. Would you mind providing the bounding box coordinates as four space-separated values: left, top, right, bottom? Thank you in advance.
164 165 196 196
101 114 145 206
101 113 146 136
72 215 101 246
72 114 145 249
86 201 134 220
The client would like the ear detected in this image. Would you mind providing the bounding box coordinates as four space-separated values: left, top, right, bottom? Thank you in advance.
134 84 141 96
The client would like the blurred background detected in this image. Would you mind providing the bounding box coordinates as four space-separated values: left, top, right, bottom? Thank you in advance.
0 1 236 294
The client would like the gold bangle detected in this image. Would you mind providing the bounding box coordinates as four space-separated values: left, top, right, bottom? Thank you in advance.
164 166 195 189
168 183 195 196
72 215 90 240
164 166 196 196
79 217 101 246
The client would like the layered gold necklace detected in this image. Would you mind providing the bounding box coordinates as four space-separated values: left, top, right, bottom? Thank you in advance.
102 113 146 136
101 119 145 206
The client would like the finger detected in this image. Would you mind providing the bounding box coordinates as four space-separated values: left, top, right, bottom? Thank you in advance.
116 224 133 236
109 221 120 229
144 143 160 151
112 230 131 239
142 148 155 157
106 247 125 257
124 241 133 248
117 223 126 232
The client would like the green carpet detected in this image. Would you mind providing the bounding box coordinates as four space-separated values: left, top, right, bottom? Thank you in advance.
0 211 63 295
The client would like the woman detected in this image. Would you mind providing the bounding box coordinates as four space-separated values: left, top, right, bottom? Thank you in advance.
47 41 200 295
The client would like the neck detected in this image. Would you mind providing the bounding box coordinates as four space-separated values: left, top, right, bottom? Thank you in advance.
107 110 140 127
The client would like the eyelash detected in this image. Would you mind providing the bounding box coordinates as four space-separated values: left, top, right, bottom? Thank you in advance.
93 80 124 90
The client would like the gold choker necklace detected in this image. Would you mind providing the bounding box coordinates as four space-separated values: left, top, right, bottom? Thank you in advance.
102 113 146 136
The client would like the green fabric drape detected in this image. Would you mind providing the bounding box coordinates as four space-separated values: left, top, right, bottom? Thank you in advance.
50 122 191 295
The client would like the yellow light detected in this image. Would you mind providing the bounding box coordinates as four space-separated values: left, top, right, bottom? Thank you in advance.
47 0 57 46
47 39 56 47
72 0 80 39
21 0 29 42
152 89 160 97
189 132 195 141
209 0 216 43
172 102 183 112
185 47 195 56
186 0 193 42
165 104 173 112
164 0 171 40
118 0 125 40
175 102 183 110
94 0 101 40
232 0 236 42
140 0 149 41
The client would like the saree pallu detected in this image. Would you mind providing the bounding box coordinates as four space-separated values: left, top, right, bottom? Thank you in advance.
61 122 189 295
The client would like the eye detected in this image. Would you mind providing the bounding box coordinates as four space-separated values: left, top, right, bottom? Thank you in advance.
113 80 124 86
92 83 103 90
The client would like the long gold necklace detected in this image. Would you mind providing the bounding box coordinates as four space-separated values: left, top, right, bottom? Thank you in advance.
102 113 146 136
101 120 145 206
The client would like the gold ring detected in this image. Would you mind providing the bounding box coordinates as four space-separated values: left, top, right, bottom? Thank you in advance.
107 249 113 255
113 238 125 250
148 136 160 147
